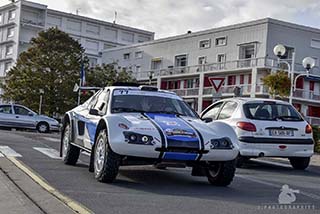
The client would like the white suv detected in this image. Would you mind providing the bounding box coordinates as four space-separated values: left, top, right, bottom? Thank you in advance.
200 98 314 170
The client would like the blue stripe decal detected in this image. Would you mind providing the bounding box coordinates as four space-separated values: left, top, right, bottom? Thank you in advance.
163 152 197 161
74 113 97 144
144 113 200 149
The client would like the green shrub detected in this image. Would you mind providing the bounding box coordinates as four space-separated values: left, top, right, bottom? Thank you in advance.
312 125 320 153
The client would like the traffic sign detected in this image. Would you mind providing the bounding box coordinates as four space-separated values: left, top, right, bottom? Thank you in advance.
208 77 225 92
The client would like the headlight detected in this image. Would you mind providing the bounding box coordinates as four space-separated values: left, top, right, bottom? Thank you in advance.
123 131 154 145
210 138 233 149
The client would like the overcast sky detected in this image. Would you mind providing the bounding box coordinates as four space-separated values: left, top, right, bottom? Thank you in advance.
2 0 320 38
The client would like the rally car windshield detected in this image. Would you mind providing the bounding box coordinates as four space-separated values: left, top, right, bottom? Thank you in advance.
111 89 198 118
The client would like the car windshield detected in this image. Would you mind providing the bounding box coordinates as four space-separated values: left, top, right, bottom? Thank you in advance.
111 89 198 118
243 102 303 121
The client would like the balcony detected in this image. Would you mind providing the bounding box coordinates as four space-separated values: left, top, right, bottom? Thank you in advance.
202 84 267 96
293 89 320 101
170 88 199 97
21 18 45 28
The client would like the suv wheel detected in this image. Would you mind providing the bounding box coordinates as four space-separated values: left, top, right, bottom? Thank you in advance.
94 130 121 183
289 157 310 170
206 160 236 186
61 124 80 165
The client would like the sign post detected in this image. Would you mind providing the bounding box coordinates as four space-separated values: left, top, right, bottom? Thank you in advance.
208 77 225 101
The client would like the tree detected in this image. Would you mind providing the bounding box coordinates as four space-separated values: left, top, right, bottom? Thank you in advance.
1 27 84 115
261 70 291 98
86 63 136 87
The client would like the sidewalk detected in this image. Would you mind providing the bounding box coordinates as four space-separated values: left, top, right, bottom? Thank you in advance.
310 153 320 166
0 157 76 214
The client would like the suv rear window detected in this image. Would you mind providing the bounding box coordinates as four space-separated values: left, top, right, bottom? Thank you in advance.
243 102 303 121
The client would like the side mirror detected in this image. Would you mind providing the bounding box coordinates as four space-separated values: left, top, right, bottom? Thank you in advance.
89 109 100 116
202 117 213 123
28 112 34 116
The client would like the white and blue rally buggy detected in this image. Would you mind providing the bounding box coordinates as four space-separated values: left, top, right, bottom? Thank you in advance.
60 85 239 186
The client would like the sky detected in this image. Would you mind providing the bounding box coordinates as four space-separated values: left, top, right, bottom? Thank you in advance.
1 0 320 38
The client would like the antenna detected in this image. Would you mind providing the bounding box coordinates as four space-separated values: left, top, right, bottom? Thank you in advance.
76 8 80 15
113 11 117 24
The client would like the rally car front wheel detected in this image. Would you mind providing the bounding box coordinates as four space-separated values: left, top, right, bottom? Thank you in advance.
62 124 80 165
205 160 236 186
94 130 121 183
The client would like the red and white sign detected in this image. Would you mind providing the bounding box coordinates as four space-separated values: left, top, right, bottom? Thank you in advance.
208 77 225 92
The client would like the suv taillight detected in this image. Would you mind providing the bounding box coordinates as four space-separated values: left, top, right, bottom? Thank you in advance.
305 124 312 134
236 122 257 132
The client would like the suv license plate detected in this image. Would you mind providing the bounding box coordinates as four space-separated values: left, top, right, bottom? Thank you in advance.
269 129 293 136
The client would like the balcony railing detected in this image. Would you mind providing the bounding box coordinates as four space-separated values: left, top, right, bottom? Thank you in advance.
21 18 45 28
170 88 199 97
202 84 267 96
293 89 320 101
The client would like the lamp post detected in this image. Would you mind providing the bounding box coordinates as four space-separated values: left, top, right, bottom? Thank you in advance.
293 57 316 92
39 89 44 115
273 44 295 104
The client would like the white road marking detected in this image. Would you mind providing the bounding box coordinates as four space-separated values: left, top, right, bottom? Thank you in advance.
237 174 320 201
42 137 60 143
33 147 61 159
252 159 292 168
0 146 22 157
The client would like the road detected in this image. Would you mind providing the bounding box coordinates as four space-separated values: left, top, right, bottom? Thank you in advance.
0 130 319 214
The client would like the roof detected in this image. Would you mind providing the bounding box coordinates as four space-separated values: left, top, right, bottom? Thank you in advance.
103 17 320 53
220 97 290 105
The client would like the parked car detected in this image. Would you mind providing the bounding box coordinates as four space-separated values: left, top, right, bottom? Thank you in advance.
200 98 314 170
60 85 239 186
0 104 60 133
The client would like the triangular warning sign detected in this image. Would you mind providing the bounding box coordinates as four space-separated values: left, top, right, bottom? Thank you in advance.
208 77 225 92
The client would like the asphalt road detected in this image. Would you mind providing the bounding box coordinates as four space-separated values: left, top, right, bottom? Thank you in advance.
0 130 320 214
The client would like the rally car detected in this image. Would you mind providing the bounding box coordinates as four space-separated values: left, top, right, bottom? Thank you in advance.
60 85 239 186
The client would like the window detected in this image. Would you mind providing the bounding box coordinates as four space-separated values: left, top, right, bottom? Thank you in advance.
0 14 2 23
244 103 302 121
151 58 162 70
5 62 11 72
93 90 109 115
184 79 194 88
123 53 130 60
198 56 207 65
6 45 13 55
217 101 237 120
14 106 31 115
175 54 187 67
67 19 81 31
86 40 99 51
135 65 141 73
0 105 12 114
104 43 116 49
105 27 117 41
47 15 62 27
227 75 236 85
280 46 294 59
240 74 244 84
8 10 15 20
240 45 255 59
7 27 14 38
310 81 315 91
311 39 320 49
215 37 227 46
138 35 150 43
88 57 97 67
122 31 134 42
135 51 143 59
86 23 100 35
202 102 223 120
217 54 226 63
199 39 211 49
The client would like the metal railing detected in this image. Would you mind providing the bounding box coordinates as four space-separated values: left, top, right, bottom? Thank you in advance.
21 18 45 27
170 88 199 97
293 89 320 101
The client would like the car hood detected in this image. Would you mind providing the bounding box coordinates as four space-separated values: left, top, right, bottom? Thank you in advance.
35 115 58 123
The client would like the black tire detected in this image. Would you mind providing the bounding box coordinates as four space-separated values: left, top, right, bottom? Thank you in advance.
61 124 80 165
206 160 236 186
289 157 310 170
37 122 49 133
94 130 121 183
236 155 250 168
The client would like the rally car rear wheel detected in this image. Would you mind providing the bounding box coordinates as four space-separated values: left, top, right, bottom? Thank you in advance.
205 160 236 186
62 124 80 165
94 130 121 183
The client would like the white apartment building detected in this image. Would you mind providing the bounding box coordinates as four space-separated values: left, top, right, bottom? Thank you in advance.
102 18 320 125
0 0 154 79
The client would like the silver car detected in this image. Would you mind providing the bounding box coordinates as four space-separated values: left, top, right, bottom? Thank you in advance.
0 104 60 133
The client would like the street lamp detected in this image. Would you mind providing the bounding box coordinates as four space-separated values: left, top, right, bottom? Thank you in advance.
293 57 316 91
273 44 295 104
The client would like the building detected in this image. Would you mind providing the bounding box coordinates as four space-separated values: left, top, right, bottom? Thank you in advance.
102 18 320 125
0 0 154 80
